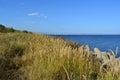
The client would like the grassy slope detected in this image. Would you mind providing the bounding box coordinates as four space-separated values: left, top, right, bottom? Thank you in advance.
0 32 120 80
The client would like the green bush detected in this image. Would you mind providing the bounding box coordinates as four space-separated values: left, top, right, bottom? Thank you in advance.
0 24 6 32
0 24 31 33
6 27 15 32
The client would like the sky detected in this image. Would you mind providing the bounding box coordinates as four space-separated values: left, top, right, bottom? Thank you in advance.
0 0 120 34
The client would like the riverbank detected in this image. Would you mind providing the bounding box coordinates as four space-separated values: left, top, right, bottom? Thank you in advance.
0 32 120 80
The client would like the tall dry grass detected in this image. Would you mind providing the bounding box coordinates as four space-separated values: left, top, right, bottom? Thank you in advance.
0 32 120 80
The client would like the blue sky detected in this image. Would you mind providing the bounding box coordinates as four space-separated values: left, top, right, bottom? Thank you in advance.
0 0 120 34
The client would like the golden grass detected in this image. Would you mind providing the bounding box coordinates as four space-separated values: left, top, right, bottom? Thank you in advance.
0 32 120 80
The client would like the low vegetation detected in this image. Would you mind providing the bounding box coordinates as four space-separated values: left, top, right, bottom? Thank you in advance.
0 24 32 33
0 24 120 80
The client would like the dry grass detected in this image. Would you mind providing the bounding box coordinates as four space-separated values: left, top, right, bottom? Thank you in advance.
0 32 120 80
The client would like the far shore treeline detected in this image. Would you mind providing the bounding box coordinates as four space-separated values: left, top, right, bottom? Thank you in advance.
0 24 32 33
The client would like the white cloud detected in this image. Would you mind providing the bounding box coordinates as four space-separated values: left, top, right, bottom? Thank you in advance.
28 12 47 19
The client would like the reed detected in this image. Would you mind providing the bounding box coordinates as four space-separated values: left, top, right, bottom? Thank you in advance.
0 32 120 80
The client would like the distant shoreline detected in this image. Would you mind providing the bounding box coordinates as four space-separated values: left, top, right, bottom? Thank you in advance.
48 34 120 36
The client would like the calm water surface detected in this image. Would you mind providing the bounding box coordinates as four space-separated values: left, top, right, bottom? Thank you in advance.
53 35 120 57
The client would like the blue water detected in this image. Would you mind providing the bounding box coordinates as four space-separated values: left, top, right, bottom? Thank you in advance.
53 35 120 57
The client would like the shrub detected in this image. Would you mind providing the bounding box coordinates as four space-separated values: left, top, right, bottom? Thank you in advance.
6 27 15 32
0 24 6 32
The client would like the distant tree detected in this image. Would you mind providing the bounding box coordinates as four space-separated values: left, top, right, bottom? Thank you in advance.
0 24 6 32
23 30 29 33
7 27 15 32
23 30 32 33
0 25 15 33
0 24 32 33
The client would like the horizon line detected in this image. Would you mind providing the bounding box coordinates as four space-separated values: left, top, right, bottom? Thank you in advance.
36 32 120 35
